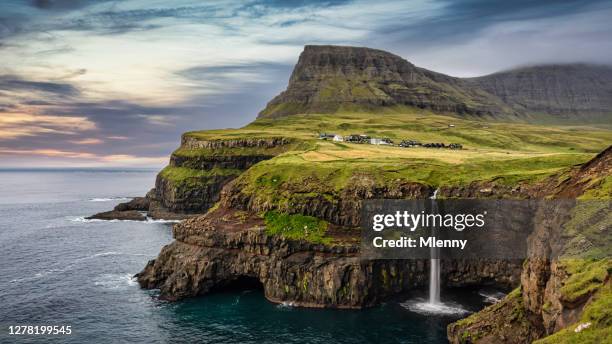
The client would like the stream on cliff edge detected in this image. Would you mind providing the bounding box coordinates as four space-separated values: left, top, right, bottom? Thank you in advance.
0 169 502 344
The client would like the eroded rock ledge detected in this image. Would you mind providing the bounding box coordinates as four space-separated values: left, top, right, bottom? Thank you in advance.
447 146 611 343
136 208 520 308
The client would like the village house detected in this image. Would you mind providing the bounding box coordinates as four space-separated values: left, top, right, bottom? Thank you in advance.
320 132 462 150
370 138 393 145
423 143 445 148
399 140 421 147
318 133 335 140
345 134 370 143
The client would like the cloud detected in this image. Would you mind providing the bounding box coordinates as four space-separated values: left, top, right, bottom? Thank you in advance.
0 147 95 158
31 0 91 11
0 75 80 96
70 138 102 145
176 62 293 95
0 146 167 167
137 114 175 126
178 62 290 82
0 113 96 139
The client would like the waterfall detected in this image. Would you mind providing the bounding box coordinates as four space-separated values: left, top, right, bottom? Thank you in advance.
429 188 441 304
401 187 470 315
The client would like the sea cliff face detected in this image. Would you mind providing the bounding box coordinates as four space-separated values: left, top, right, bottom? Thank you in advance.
447 147 611 344
136 207 521 307
147 136 292 219
135 130 526 307
89 135 293 221
136 142 610 341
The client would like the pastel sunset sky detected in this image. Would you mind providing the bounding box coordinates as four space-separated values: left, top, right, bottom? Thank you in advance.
1 0 611 167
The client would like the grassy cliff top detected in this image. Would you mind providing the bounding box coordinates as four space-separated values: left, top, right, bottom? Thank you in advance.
181 111 610 187
185 110 610 153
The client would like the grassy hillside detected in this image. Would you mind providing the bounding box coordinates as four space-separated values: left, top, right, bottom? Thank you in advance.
189 111 609 152
183 111 610 191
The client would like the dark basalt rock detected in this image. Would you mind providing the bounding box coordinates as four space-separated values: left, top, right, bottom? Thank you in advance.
170 154 275 170
147 137 292 218
136 211 521 307
221 174 434 228
113 197 149 211
85 137 292 220
86 210 146 221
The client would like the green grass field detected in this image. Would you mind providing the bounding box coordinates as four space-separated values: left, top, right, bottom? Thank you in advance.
180 111 610 196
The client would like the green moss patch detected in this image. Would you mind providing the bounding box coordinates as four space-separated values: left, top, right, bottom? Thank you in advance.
561 202 612 259
450 288 535 344
159 166 242 185
263 211 330 244
559 259 610 304
535 281 612 344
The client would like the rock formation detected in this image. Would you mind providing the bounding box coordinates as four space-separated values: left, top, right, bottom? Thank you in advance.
90 136 293 220
137 204 521 306
87 197 149 221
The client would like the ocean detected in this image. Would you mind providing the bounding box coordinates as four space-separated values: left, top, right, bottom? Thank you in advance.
0 169 496 344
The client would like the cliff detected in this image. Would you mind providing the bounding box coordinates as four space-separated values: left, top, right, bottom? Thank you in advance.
90 135 295 220
147 135 293 219
137 195 521 307
448 147 612 343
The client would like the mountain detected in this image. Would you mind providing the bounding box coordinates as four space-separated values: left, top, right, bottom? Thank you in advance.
467 64 612 122
258 45 516 119
259 45 612 123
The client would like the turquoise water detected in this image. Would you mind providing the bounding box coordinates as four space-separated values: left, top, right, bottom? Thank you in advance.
0 169 496 343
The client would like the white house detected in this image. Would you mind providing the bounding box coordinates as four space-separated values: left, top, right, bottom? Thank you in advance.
370 138 389 145
333 135 344 142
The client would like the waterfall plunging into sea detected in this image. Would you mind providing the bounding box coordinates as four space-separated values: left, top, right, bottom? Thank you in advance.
400 188 471 315
429 188 441 304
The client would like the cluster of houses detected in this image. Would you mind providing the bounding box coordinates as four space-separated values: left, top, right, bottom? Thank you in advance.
318 133 463 150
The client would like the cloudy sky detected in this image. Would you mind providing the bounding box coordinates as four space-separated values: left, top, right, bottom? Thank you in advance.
1 0 611 167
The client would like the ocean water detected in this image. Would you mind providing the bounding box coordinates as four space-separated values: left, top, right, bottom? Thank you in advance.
0 169 495 344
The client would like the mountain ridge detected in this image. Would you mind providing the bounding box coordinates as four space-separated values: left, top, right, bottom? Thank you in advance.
258 45 612 124
467 63 612 121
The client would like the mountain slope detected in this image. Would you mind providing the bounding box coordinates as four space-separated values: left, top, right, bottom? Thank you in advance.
259 45 612 124
258 45 516 119
468 64 612 123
